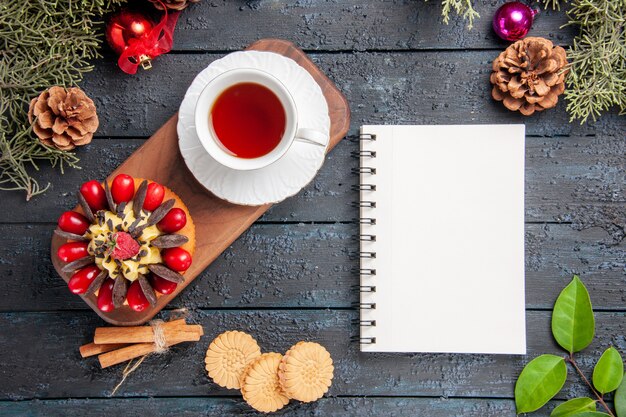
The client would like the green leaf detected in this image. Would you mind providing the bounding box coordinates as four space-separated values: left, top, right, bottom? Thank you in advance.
615 372 626 417
592 346 624 394
550 397 596 417
567 413 611 417
551 276 595 354
515 354 568 414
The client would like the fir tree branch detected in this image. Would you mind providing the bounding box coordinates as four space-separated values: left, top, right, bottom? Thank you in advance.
535 0 624 123
441 0 480 29
0 0 124 200
538 0 568 10
425 0 480 29
563 0 626 123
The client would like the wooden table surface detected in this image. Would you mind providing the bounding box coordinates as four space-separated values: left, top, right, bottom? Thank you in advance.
0 2 624 416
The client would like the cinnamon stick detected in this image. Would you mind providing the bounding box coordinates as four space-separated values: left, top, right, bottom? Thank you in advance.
80 342 129 358
98 332 201 368
93 319 202 344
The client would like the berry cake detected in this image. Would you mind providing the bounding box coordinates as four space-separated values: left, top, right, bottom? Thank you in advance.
55 174 195 313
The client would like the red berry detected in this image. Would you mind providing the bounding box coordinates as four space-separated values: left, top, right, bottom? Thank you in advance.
126 280 150 312
80 180 107 211
68 265 100 294
109 232 140 260
97 278 115 312
111 174 135 204
143 182 165 212
157 208 187 233
162 247 192 272
58 211 89 235
57 242 89 263
150 274 177 295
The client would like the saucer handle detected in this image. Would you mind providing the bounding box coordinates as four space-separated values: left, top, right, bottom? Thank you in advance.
294 128 327 147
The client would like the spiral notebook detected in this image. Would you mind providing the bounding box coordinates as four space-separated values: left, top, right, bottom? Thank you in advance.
358 125 526 354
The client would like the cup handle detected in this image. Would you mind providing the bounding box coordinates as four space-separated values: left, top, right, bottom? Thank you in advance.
294 128 327 147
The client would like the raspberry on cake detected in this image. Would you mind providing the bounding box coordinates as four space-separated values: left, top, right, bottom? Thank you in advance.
55 174 196 313
109 232 141 260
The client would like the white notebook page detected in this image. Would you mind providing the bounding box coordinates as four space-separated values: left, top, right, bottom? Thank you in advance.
360 125 526 354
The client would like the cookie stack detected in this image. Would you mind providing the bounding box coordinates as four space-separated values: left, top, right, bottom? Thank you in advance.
205 331 334 413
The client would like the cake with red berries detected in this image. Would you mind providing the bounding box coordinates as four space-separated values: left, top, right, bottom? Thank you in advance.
55 174 195 313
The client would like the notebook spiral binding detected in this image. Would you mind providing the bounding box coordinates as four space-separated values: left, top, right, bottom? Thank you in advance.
350 336 377 344
353 133 377 345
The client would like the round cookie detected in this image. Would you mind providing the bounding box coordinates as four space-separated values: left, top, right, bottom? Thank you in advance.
278 341 334 402
240 352 289 413
205 331 261 389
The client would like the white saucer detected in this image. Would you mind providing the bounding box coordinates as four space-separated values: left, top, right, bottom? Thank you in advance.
177 51 331 206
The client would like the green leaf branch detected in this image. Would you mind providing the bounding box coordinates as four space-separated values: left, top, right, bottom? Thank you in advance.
515 276 625 416
551 398 597 416
594 348 625 395
552 276 595 355
616 377 626 417
516 355 568 413
566 352 618 417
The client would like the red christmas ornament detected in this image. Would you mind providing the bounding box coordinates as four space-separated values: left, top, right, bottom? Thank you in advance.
492 1 538 42
106 11 154 68
106 11 154 55
105 4 180 74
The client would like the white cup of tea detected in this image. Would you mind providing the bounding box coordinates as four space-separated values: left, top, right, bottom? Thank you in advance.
194 68 327 171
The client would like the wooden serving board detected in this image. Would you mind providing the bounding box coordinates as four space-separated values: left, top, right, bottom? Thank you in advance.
50 39 351 326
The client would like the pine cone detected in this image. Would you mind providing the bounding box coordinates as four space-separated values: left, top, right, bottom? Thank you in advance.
149 0 200 11
490 37 568 116
28 86 98 151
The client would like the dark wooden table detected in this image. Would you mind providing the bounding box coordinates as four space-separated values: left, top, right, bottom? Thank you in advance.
1 1 624 416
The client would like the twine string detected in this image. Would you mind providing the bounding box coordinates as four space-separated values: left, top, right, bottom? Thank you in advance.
169 307 189 322
151 319 167 354
110 355 147 396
